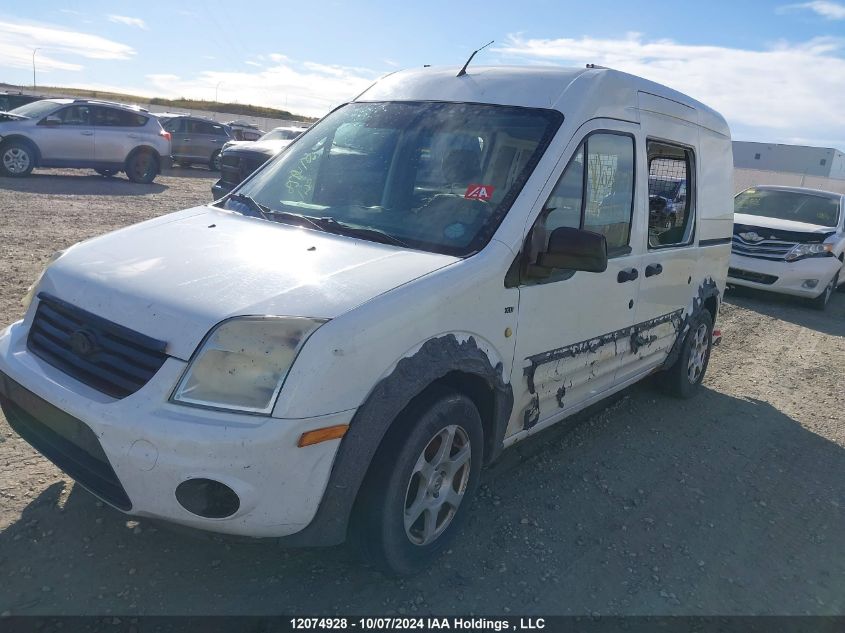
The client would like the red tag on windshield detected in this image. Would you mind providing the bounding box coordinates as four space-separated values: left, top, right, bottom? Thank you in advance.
464 184 495 201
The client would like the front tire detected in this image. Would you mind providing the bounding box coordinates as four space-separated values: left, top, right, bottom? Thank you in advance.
351 386 483 576
1 141 35 177
661 309 713 398
126 150 158 184
810 272 838 310
209 150 221 171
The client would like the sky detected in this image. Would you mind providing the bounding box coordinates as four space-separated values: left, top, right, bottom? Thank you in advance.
1 0 844 150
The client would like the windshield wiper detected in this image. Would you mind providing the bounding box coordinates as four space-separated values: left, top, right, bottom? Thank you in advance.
262 210 326 232
224 192 273 219
225 194 332 232
223 197 407 247
313 217 409 248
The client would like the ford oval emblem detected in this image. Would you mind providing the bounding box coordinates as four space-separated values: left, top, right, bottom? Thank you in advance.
69 329 97 357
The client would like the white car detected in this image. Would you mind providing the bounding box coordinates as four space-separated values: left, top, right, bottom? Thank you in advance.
0 66 733 575
728 186 845 309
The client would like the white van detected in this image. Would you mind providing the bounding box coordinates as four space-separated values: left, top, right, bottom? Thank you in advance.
728 185 845 309
0 66 733 575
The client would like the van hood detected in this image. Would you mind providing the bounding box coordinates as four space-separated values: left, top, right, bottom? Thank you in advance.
733 212 837 235
38 207 458 360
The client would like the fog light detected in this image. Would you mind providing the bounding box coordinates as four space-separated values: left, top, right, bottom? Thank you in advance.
802 279 819 289
175 478 240 518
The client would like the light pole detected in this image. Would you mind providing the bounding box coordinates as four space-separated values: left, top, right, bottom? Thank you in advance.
32 48 40 91
215 81 222 103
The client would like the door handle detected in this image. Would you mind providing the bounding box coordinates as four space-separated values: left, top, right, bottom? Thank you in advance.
80 131 94 136
645 263 664 277
183 138 191 141
617 268 639 283
127 133 140 139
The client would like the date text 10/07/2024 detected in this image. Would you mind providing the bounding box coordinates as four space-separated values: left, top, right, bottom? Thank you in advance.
290 617 547 631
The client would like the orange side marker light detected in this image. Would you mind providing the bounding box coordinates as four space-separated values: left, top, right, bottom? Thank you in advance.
297 424 349 448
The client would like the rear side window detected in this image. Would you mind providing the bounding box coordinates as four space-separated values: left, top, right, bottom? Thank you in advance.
162 118 184 133
93 107 147 127
647 141 695 248
53 105 91 126
542 132 635 252
190 120 228 136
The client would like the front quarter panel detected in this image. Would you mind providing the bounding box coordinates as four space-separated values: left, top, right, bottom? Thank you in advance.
273 240 519 420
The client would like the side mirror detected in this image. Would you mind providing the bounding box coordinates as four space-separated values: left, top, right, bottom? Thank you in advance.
537 226 608 273
41 116 62 126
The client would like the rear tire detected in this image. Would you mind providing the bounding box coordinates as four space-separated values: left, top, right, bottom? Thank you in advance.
810 272 838 310
0 141 35 177
126 150 158 184
660 309 713 399
350 386 483 576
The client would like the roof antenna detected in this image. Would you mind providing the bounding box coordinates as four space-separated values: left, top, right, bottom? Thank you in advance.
457 40 494 77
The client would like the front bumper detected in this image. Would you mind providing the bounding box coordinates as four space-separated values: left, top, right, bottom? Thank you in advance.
0 320 350 538
727 253 842 298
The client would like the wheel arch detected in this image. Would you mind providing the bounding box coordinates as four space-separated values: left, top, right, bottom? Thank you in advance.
124 145 161 172
662 277 720 372
0 135 41 165
280 333 513 547
703 295 718 324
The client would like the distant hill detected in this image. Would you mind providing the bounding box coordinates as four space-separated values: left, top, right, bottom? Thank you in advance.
0 83 316 122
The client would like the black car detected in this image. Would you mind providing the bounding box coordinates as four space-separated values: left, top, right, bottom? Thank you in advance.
211 126 304 199
0 92 44 113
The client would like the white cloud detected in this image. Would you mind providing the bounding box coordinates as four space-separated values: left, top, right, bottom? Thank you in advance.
779 1 845 19
494 33 845 149
108 15 147 29
145 59 381 117
0 18 134 73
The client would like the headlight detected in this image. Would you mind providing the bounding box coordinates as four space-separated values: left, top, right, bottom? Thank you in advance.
784 242 833 262
22 250 65 309
171 316 325 414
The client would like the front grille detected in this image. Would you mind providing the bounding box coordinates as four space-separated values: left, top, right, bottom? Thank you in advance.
28 293 168 399
219 151 271 187
732 224 832 261
728 267 778 285
0 372 131 510
731 235 796 261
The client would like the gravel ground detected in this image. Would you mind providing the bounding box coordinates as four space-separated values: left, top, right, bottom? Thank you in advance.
0 168 843 616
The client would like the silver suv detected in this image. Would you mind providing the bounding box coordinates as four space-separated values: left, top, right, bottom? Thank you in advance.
154 114 231 170
0 99 172 183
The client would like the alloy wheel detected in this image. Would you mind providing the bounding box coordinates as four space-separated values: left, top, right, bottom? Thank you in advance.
403 424 471 546
687 323 709 383
3 147 30 174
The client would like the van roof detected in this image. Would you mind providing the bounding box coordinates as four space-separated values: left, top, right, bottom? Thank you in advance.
355 65 729 137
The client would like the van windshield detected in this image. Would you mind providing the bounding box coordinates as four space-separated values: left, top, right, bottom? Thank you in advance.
735 188 841 228
229 101 562 256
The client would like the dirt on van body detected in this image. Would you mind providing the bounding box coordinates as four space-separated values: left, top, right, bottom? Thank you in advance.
0 168 843 616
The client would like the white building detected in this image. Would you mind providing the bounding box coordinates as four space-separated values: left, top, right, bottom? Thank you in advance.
732 141 845 180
